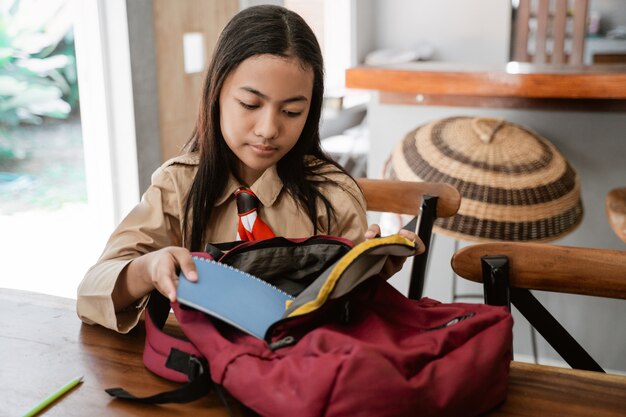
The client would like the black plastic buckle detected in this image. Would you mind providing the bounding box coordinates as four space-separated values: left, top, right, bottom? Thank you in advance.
166 348 207 381
187 355 206 379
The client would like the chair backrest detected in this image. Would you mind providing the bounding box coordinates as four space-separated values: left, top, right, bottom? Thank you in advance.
512 0 589 65
451 242 626 372
356 178 461 299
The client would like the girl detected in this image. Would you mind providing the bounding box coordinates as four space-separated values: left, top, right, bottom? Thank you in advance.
77 5 413 333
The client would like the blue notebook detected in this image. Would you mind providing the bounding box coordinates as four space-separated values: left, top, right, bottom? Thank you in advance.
177 256 295 339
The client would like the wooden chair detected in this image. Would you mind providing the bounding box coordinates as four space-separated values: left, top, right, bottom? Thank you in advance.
451 242 626 372
606 187 626 243
512 0 589 65
356 178 461 299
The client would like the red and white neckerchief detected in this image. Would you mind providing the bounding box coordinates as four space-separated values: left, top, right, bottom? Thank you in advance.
234 187 275 241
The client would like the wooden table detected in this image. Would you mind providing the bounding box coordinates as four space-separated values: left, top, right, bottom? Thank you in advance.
2 289 625 416
346 62 626 111
0 289 241 417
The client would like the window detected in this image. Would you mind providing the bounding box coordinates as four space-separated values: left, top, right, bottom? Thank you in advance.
284 0 354 99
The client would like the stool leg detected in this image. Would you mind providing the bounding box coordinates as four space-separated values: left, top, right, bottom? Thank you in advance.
451 239 460 302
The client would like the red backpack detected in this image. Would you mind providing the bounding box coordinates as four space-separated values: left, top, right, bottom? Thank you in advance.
107 235 513 417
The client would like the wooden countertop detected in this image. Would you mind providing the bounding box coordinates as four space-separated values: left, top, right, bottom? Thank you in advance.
346 62 626 99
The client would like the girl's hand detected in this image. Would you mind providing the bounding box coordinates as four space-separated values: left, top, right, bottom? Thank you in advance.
364 223 422 280
115 246 199 311
141 247 198 302
364 224 418 243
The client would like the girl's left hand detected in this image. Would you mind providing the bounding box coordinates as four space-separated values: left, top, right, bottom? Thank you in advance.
364 224 424 279
365 224 418 242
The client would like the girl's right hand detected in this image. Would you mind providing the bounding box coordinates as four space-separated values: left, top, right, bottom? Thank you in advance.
114 246 199 312
141 246 199 302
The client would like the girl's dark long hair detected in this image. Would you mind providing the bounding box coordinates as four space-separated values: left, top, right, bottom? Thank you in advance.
182 5 353 250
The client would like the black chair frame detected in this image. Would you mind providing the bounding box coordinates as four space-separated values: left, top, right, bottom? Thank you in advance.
481 255 605 373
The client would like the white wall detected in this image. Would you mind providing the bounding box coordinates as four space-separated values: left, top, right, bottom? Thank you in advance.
360 0 626 373
368 0 510 64
591 0 626 33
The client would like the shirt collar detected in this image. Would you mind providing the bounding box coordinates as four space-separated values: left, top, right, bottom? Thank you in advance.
215 165 283 207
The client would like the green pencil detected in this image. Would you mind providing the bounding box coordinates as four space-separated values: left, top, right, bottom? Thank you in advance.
23 376 84 417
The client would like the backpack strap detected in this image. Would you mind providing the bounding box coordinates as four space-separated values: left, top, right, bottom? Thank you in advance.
204 241 244 259
106 291 224 406
105 347 212 403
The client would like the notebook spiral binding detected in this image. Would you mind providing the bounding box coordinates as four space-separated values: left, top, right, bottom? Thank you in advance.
192 256 294 299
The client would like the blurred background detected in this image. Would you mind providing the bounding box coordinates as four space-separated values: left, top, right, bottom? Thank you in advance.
1 0 625 372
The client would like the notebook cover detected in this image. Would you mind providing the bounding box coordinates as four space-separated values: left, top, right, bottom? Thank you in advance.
177 256 294 339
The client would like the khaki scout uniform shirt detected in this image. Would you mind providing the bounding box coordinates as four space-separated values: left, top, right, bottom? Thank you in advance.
77 153 368 333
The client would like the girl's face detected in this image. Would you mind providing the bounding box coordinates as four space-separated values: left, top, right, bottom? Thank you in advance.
219 54 314 185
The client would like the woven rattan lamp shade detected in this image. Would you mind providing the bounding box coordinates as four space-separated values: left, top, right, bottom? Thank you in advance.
384 116 583 242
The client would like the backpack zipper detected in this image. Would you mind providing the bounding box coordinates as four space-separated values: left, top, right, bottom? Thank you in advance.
268 335 296 351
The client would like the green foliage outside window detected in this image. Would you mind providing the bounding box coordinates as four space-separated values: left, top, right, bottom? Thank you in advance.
0 0 78 159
